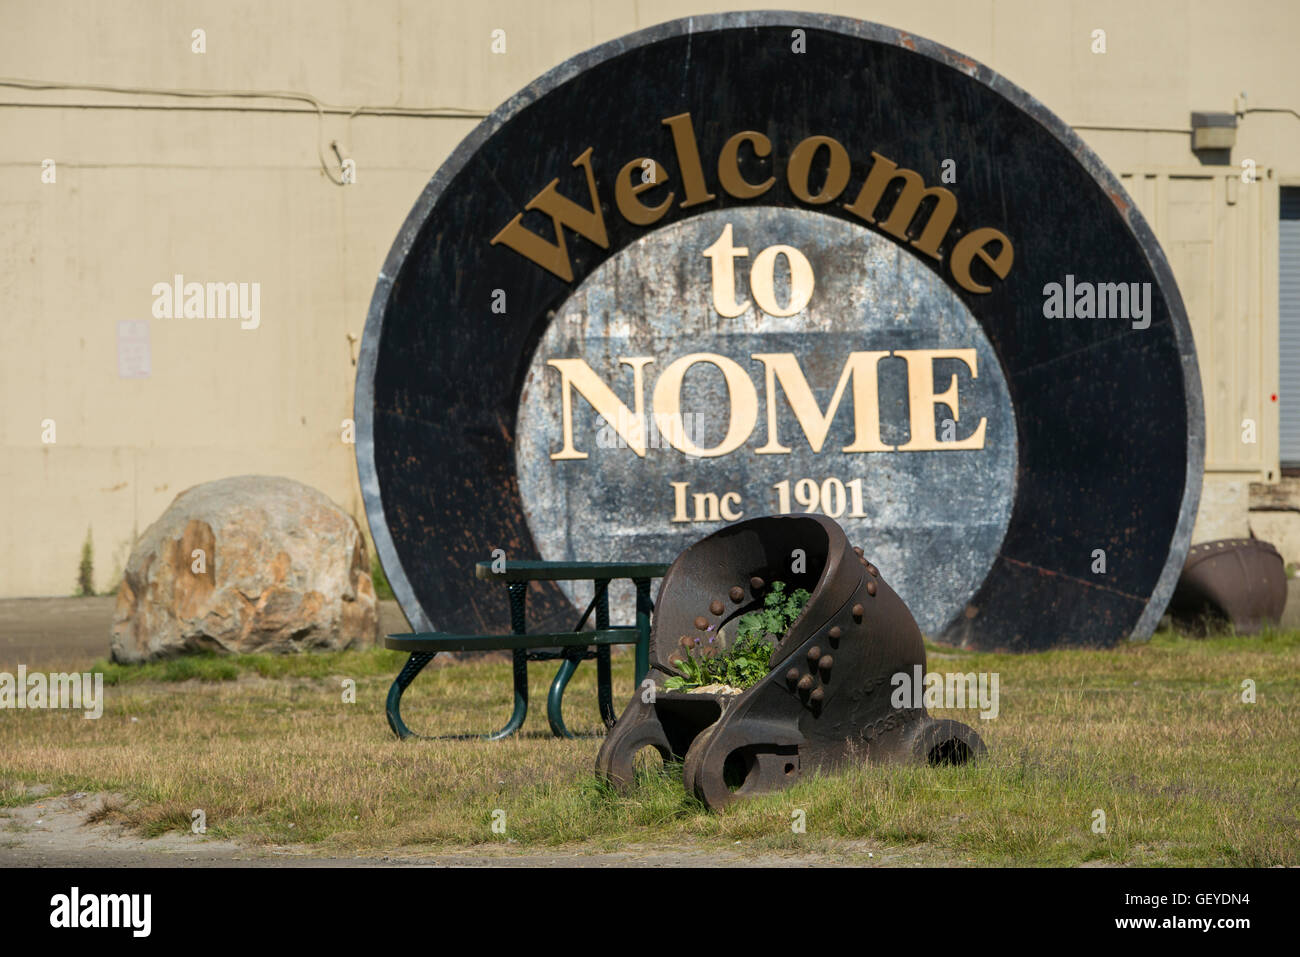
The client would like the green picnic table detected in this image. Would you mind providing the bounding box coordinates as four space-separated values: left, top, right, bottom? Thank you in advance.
384 560 671 740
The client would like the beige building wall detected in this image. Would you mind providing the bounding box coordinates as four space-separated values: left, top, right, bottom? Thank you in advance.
2 0 1298 597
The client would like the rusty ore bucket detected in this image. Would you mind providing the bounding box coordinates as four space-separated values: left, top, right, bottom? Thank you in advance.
596 514 986 810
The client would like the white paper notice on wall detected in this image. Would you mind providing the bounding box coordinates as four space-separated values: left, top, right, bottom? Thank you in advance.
117 320 151 378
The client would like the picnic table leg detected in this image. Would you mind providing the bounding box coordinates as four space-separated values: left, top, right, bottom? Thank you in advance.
487 582 529 740
595 579 615 728
386 651 435 740
634 577 652 687
547 577 615 738
546 648 582 738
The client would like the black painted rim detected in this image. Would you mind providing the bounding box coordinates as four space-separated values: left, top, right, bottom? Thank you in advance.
354 11 1204 642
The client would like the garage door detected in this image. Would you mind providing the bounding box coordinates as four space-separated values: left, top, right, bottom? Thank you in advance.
1282 187 1300 468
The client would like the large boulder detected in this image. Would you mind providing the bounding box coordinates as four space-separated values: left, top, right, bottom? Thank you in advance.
110 475 379 662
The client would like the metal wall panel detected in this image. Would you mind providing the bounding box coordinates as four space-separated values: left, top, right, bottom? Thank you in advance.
1280 188 1300 467
1120 169 1280 480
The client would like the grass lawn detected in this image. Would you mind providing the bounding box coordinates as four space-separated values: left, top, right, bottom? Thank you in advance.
1 629 1297 865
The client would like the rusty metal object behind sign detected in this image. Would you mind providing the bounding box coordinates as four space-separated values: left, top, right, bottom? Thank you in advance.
596 514 986 810
1167 538 1287 635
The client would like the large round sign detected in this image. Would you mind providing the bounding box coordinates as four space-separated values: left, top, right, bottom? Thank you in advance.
356 12 1203 651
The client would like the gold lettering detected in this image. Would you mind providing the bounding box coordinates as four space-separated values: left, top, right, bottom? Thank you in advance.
662 113 716 208
749 245 815 317
615 157 674 225
490 147 608 282
670 481 691 522
692 492 721 521
718 131 775 199
702 223 750 318
752 352 893 454
652 353 758 457
787 135 851 204
842 152 956 259
547 357 654 459
895 348 987 451
949 227 1014 294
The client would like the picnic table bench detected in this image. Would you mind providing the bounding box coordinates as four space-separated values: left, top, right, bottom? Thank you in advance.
384 560 671 740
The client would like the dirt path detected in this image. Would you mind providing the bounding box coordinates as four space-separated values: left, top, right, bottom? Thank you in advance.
0 789 927 867
0 597 118 669
0 597 414 670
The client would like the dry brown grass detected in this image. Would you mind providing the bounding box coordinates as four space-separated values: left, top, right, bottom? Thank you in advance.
0 630 1296 865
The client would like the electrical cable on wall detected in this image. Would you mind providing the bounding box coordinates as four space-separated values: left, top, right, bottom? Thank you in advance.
0 78 491 186
3 78 1295 185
